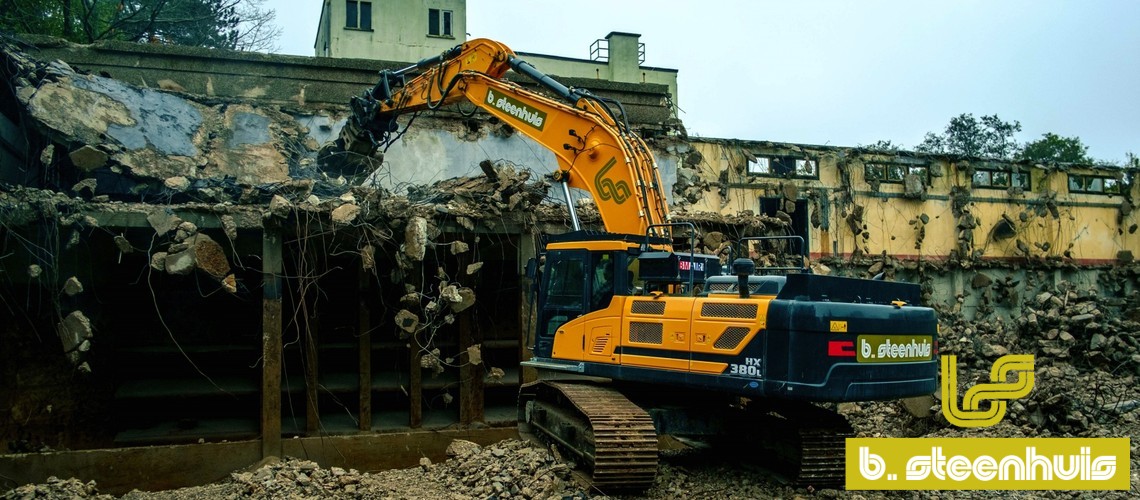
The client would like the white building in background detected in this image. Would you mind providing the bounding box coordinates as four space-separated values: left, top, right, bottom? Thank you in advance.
314 0 679 107
315 0 467 62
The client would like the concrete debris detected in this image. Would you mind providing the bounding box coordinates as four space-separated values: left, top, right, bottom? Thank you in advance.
451 287 476 313
420 348 443 375
440 285 462 303
466 262 483 275
407 163 548 219
63 276 83 296
150 252 167 272
269 195 292 218
446 439 481 458
450 241 470 255
113 235 133 253
404 217 428 261
164 247 196 276
221 215 238 242
191 234 230 280
71 178 97 196
161 176 189 192
395 309 419 334
1 476 105 499
68 145 108 171
146 210 182 236
466 344 482 365
361 244 375 271
57 310 92 356
174 221 198 242
39 144 55 167
330 203 360 225
27 264 42 279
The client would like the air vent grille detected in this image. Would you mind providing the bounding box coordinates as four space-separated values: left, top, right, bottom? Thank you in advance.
629 322 663 344
713 327 751 350
630 301 666 315
701 303 758 319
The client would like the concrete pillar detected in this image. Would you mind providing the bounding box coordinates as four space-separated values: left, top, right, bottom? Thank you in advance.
261 226 283 458
606 32 642 84
357 266 372 431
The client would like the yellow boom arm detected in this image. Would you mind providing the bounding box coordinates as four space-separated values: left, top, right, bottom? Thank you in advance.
342 38 671 238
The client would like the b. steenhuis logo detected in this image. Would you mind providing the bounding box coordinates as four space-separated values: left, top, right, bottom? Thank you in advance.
486 89 546 130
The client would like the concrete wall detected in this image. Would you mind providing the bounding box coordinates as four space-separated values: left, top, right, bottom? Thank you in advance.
316 0 468 61
26 37 673 127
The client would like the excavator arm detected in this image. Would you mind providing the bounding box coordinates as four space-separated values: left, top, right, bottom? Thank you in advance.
340 38 671 238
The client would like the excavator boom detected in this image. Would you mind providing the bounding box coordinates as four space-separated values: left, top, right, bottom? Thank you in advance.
341 38 671 238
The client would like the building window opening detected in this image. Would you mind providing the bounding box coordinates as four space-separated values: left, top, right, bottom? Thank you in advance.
865 163 929 185
746 155 819 180
429 8 453 37
1069 174 1122 195
346 0 372 30
973 168 1029 190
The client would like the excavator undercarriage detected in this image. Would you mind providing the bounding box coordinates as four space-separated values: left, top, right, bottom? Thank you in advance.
519 378 857 491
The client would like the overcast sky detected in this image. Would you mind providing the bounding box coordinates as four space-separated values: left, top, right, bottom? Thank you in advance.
268 1 1138 162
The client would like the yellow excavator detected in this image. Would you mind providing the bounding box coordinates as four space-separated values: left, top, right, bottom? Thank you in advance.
337 39 939 490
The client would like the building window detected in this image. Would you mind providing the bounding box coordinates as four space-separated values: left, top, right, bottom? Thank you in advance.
865 163 928 184
428 8 453 37
1068 174 1122 195
345 0 372 30
746 155 819 179
972 168 1029 189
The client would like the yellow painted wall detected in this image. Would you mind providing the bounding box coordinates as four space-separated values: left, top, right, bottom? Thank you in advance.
682 140 1139 264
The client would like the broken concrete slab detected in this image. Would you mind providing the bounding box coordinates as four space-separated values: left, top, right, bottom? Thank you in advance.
68 145 108 171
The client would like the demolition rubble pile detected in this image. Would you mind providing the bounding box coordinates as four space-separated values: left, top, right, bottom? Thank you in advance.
2 440 587 500
841 275 1140 446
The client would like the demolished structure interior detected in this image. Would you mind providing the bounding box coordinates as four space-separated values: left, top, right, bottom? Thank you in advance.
1 36 1137 492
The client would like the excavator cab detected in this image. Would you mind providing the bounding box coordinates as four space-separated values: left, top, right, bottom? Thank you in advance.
533 246 635 359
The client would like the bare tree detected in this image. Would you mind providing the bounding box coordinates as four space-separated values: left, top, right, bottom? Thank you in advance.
231 0 281 52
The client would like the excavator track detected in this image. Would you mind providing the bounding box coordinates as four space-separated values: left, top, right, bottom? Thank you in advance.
518 381 658 491
741 402 854 488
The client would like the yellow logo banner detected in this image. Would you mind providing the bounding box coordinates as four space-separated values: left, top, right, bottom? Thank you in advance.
942 354 1034 427
846 438 1131 490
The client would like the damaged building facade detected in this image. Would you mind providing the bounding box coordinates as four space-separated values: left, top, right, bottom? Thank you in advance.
673 139 1138 309
1 30 1138 494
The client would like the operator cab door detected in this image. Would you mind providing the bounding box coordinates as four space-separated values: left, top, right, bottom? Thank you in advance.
535 250 588 360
